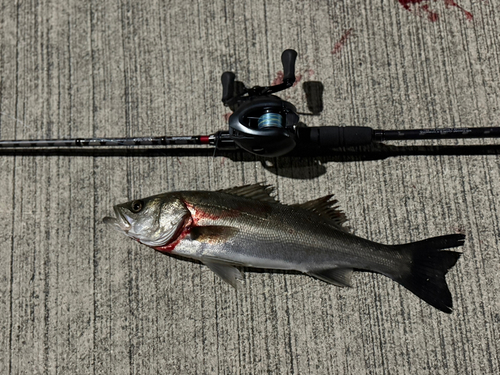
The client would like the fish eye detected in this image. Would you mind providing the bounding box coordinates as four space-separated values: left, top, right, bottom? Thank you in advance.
131 200 144 213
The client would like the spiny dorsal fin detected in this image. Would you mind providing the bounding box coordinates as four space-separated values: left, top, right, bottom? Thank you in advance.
219 183 276 203
295 195 349 231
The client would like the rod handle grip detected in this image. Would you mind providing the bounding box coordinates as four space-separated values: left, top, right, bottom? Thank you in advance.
299 126 374 148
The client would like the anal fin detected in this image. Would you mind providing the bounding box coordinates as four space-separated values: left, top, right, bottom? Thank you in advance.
203 260 243 289
308 268 353 287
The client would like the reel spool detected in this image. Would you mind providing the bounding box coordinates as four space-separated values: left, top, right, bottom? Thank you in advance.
227 96 299 157
258 112 282 129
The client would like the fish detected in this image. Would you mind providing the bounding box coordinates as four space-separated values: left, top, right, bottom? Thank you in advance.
103 183 465 313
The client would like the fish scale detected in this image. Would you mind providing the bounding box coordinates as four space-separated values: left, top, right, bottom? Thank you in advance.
178 192 398 270
103 183 465 313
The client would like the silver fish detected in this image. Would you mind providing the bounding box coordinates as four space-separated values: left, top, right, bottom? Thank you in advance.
103 184 464 313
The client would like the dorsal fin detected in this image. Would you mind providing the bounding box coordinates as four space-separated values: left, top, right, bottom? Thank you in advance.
218 183 276 203
295 195 349 231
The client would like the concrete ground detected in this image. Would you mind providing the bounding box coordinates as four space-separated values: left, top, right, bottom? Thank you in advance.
0 0 499 374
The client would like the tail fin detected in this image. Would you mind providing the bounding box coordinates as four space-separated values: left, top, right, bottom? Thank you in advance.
391 234 465 313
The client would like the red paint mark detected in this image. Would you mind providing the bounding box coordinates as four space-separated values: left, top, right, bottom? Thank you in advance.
397 0 473 21
272 71 302 87
223 112 232 122
332 28 353 55
199 135 210 144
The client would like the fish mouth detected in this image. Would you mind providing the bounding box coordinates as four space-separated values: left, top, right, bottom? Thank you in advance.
103 206 132 233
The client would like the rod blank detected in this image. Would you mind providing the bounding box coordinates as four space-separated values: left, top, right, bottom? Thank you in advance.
0 135 211 148
374 127 500 141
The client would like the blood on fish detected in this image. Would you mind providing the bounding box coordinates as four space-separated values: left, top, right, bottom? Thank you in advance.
153 202 241 252
155 199 269 253
185 202 220 225
184 201 241 225
154 216 193 253
154 227 191 253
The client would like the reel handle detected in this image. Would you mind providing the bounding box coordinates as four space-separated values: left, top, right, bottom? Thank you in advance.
221 71 236 103
281 49 298 86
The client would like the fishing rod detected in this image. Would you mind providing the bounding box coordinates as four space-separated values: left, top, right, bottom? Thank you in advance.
1 49 500 158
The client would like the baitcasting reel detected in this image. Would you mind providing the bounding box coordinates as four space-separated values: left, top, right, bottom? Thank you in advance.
217 49 377 157
220 50 300 157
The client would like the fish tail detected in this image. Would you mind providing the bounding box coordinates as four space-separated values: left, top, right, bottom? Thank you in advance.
390 234 465 314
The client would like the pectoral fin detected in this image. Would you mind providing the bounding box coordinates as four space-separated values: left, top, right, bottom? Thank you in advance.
308 268 353 287
203 260 243 289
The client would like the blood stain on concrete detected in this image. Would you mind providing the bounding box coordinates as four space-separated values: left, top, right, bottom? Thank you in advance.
397 0 473 22
332 28 353 55
272 71 303 87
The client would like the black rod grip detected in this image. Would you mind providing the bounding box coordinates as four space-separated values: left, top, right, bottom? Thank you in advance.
300 126 374 148
221 71 236 103
281 49 297 85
